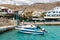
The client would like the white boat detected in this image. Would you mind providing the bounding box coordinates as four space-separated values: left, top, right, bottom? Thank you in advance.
15 25 46 35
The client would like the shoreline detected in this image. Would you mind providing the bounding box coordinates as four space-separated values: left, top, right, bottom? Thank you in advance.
0 22 60 33
20 22 60 25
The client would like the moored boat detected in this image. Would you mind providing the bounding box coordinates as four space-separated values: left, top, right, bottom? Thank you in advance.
15 25 46 35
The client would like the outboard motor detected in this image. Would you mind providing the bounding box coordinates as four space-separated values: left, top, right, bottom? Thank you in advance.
42 28 48 33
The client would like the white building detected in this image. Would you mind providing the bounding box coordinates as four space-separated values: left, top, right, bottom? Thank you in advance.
53 7 60 11
32 11 42 17
32 11 45 21
44 7 60 22
0 6 14 14
0 6 7 15
45 7 60 18
8 9 13 14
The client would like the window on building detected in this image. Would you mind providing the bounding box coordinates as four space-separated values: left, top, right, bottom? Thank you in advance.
59 12 60 13
57 8 58 9
48 12 51 13
59 15 60 16
47 15 50 16
52 15 55 16
57 15 58 16
56 11 58 13
2 9 7 12
53 12 55 13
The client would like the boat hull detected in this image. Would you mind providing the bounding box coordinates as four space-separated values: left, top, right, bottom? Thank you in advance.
15 25 44 35
18 30 44 35
16 28 44 35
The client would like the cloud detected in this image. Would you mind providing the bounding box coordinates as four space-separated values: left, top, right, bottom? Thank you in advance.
0 0 14 4
0 0 59 5
0 0 33 5
15 0 33 5
30 0 50 3
57 0 60 1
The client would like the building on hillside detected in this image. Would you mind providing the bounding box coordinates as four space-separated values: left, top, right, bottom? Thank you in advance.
0 6 13 14
44 7 60 22
0 6 27 20
0 6 8 14
8 9 13 14
32 11 41 17
0 6 16 20
31 11 45 22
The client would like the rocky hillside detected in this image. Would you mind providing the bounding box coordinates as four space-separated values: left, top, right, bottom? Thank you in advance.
25 1 60 12
0 1 60 12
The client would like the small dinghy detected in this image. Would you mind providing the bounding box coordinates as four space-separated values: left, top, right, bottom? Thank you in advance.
15 25 47 35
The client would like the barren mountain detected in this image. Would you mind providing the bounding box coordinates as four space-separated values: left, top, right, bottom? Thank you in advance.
0 1 60 12
25 1 60 12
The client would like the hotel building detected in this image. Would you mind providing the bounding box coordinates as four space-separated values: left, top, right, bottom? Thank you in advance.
44 7 60 22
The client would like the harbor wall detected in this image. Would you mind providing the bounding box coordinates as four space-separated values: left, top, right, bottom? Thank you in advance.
0 19 16 33
20 22 60 25
7 20 60 25
9 20 17 25
0 25 16 33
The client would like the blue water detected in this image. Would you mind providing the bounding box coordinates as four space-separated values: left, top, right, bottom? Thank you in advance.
0 25 60 40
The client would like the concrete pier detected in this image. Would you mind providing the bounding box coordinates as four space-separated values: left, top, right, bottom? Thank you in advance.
0 25 16 33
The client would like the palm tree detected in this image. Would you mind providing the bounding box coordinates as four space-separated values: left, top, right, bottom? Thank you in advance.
41 12 46 18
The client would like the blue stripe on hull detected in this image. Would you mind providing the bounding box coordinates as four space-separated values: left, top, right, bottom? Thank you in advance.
32 32 44 35
19 30 34 32
24 28 37 30
17 27 37 30
18 30 44 35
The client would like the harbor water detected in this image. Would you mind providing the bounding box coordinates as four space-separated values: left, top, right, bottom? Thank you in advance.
0 25 60 40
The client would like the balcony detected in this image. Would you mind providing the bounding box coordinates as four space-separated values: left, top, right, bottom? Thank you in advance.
44 16 60 19
0 12 7 15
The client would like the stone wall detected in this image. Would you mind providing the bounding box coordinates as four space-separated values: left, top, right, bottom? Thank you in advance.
0 17 16 26
8 20 16 25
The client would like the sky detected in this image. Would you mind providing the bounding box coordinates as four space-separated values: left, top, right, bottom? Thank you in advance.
0 0 60 5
